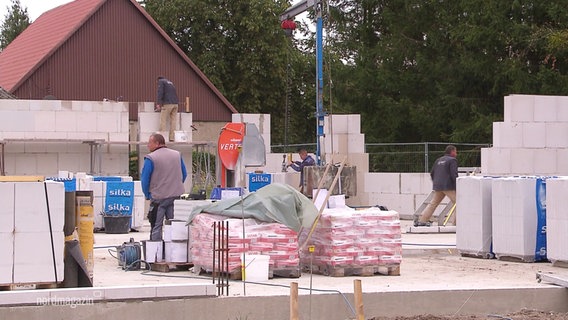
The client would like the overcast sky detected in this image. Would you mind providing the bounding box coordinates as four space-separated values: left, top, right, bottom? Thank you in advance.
0 0 73 21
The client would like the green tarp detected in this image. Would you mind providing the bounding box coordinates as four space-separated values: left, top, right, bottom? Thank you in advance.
188 183 318 232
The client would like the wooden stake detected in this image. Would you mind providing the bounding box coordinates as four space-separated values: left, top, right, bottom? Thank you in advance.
354 279 365 320
290 282 299 320
185 96 190 113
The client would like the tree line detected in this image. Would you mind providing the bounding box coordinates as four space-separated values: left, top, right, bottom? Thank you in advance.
4 0 568 148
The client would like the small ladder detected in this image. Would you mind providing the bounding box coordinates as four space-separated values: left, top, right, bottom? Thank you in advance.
413 190 455 226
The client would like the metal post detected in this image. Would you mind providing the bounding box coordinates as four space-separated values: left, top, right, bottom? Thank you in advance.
0 142 4 176
424 142 429 173
315 2 324 166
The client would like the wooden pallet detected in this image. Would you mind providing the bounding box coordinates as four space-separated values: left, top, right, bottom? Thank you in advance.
150 262 193 273
272 267 301 278
193 265 282 280
305 264 400 277
460 252 495 259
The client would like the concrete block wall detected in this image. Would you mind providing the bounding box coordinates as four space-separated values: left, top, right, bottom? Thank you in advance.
363 172 452 219
0 100 129 176
484 94 568 175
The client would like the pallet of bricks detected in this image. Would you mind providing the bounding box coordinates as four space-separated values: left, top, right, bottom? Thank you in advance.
301 207 402 277
191 213 301 279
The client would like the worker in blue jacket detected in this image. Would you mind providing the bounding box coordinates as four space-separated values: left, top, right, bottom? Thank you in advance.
287 148 315 193
141 133 187 240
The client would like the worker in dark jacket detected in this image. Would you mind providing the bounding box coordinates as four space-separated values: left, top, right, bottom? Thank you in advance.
287 148 315 193
156 76 179 142
141 133 187 240
415 145 458 226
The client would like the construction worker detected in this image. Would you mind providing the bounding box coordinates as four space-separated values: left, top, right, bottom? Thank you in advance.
141 133 187 240
287 148 315 193
415 145 458 227
155 76 179 142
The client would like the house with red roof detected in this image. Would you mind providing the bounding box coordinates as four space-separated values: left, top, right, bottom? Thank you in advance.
0 0 237 141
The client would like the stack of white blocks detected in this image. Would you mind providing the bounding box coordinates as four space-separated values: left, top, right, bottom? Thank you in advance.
0 99 130 176
0 181 65 285
164 220 190 263
545 177 568 264
482 94 568 175
491 177 544 262
363 172 439 219
456 176 494 258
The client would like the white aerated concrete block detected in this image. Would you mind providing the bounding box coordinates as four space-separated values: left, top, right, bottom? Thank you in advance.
33 111 57 132
324 133 348 154
96 112 121 133
492 122 522 148
546 123 568 148
503 95 534 122
372 193 414 217
0 99 31 110
36 154 58 175
30 99 61 111
13 231 64 283
138 113 161 135
533 149 557 175
557 149 568 174
0 183 15 233
14 181 65 233
0 111 34 131
55 111 78 132
510 148 535 175
491 177 544 262
546 177 568 263
400 173 431 195
533 95 558 122
347 133 365 154
74 112 98 132
0 232 13 284
364 172 400 194
324 115 349 134
557 96 568 122
456 176 494 256
347 114 361 134
522 123 546 148
14 154 37 175
481 147 512 175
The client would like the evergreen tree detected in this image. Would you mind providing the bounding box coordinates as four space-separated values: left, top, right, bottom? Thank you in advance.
0 0 31 51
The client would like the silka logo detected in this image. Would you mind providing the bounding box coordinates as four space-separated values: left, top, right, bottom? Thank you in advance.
109 189 131 197
220 143 240 150
107 204 131 211
251 175 269 183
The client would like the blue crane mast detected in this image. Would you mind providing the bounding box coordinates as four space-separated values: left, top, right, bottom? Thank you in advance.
280 0 325 166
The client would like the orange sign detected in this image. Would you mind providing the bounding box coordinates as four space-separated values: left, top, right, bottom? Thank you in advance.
218 123 245 171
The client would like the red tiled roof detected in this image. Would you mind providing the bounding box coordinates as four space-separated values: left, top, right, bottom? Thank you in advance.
0 0 106 91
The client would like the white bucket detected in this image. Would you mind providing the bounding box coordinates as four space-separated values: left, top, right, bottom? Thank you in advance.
241 254 270 282
144 240 163 263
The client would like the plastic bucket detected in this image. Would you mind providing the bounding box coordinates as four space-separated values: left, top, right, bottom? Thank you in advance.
241 254 269 282
103 215 131 234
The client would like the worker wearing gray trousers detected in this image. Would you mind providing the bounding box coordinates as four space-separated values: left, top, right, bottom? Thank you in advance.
415 145 458 226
